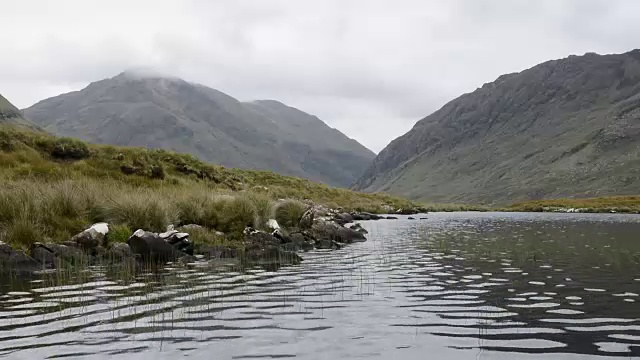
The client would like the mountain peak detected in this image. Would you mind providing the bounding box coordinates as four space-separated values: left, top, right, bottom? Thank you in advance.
23 75 375 188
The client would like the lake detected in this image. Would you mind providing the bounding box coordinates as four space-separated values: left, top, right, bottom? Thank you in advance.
1 212 639 359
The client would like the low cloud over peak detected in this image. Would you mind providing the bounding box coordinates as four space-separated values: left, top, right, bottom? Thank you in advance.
2 0 639 152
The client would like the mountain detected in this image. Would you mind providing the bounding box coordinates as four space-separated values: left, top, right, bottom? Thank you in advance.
0 93 33 127
23 72 375 187
354 50 640 204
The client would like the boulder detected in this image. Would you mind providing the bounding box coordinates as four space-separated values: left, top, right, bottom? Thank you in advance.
109 243 133 258
285 232 315 252
30 243 56 268
315 239 343 250
334 213 354 225
127 229 181 263
30 242 85 268
298 208 315 229
351 213 370 221
244 228 283 249
349 223 368 234
408 217 416 220
0 241 42 273
266 219 280 230
160 226 194 255
312 221 366 244
242 228 303 266
244 245 302 266
72 223 109 251
386 216 399 220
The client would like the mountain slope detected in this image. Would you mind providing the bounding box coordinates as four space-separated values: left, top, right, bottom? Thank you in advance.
0 93 33 127
23 72 375 187
354 50 640 204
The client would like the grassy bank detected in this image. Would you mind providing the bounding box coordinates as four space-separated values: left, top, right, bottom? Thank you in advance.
0 125 419 250
507 196 640 214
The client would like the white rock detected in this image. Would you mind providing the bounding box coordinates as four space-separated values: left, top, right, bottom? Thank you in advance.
266 219 280 230
89 222 109 235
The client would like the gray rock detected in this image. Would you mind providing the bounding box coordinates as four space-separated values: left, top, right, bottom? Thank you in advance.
110 243 133 258
0 241 42 273
315 239 343 250
286 232 315 252
72 223 109 251
298 208 315 229
335 213 354 225
349 223 368 234
312 221 367 244
30 243 56 268
30 243 85 268
127 229 181 263
386 216 399 220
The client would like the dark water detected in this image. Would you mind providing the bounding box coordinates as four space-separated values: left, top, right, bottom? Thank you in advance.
1 212 639 359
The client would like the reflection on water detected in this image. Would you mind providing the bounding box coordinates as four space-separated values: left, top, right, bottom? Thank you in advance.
0 212 639 359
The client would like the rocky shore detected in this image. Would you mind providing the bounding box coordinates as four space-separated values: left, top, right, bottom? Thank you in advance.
0 205 417 274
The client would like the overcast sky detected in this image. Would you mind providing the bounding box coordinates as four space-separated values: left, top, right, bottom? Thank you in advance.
2 0 639 152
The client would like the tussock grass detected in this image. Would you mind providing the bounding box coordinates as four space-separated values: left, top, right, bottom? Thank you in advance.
106 224 132 244
274 200 308 228
0 124 423 250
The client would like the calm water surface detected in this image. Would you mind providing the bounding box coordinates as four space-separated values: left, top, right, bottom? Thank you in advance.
1 212 639 359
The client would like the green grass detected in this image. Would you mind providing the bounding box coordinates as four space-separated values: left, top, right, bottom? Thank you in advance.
274 200 307 229
0 125 421 250
507 196 640 213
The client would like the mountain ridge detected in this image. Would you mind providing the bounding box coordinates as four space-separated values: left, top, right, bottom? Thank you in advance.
354 49 640 204
24 72 375 187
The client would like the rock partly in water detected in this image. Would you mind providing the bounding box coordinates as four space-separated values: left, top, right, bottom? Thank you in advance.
72 222 109 251
0 241 42 273
282 232 316 252
334 213 354 225
312 221 367 244
349 223 368 234
30 242 85 268
408 217 416 220
109 242 133 259
127 229 181 263
159 226 194 255
386 216 398 220
243 227 302 265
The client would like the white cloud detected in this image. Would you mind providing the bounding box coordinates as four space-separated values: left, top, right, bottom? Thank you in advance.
2 0 639 152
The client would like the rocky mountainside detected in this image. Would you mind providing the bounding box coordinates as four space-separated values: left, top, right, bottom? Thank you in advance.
354 50 640 204
23 72 375 187
0 93 33 127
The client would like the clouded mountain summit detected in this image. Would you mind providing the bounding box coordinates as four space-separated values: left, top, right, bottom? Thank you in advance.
23 72 375 187
354 50 640 204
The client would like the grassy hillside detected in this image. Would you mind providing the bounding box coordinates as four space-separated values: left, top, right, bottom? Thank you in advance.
0 125 416 250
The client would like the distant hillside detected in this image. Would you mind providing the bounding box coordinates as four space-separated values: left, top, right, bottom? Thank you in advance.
23 72 375 187
354 50 640 204
0 93 33 127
